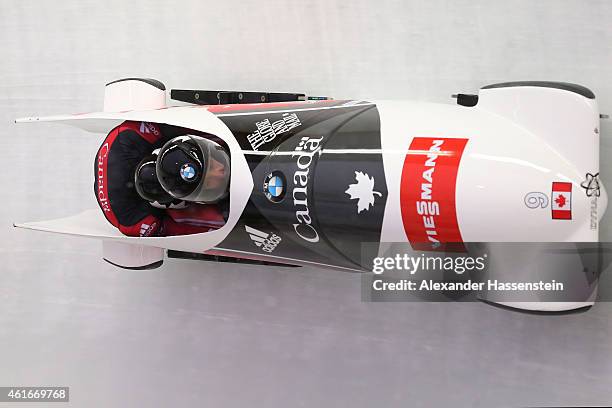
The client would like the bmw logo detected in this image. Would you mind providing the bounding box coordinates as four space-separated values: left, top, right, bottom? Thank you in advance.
180 163 198 182
263 171 286 203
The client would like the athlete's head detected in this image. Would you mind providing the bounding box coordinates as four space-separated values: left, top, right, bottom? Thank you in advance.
134 150 185 208
156 135 230 203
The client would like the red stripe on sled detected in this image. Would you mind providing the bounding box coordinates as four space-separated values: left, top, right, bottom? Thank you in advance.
400 137 468 251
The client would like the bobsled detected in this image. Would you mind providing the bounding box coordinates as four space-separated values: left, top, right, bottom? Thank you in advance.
15 78 608 312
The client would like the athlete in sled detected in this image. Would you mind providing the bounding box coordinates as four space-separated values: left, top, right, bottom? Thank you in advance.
14 78 608 312
95 120 230 237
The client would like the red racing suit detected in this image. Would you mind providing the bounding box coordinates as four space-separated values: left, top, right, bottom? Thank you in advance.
94 121 224 237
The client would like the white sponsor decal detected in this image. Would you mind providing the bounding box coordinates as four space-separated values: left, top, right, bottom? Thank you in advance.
245 225 282 253
247 113 301 150
345 171 382 213
140 224 150 235
140 122 160 136
418 139 443 244
138 221 157 237
291 136 324 243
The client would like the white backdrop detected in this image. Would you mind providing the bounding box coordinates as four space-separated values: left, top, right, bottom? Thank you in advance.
2 1 612 407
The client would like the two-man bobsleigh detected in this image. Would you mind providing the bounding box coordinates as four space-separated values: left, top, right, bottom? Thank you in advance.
15 78 608 313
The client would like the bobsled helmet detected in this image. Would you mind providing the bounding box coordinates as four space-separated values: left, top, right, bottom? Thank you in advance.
156 135 230 203
135 150 186 209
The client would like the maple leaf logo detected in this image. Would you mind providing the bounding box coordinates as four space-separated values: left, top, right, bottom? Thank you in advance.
345 171 383 213
555 194 567 208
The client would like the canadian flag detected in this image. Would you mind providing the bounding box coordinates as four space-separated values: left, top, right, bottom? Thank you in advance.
551 182 572 220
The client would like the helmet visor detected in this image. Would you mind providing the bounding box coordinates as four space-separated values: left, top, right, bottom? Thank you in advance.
156 135 230 203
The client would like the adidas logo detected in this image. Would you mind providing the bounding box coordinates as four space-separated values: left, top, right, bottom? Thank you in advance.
140 122 160 136
246 225 268 247
139 222 156 237
245 225 282 253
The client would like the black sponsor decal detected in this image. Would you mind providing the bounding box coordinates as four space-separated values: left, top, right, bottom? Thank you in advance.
524 192 549 209
581 172 601 230
217 102 386 270
581 172 601 197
